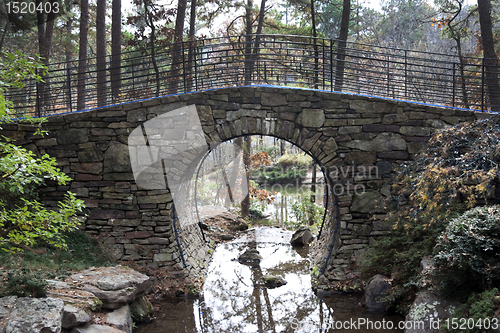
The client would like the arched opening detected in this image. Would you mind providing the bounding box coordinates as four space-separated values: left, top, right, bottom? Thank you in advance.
194 135 328 236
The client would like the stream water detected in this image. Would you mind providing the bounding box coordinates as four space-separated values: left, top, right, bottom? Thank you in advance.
135 227 404 333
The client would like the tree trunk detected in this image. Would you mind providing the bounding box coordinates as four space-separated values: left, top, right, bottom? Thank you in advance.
311 0 318 88
111 0 121 101
96 0 106 107
169 0 187 94
244 0 253 85
186 0 197 92
77 0 89 111
36 1 56 113
477 0 500 110
250 0 266 81
334 0 351 92
241 136 251 218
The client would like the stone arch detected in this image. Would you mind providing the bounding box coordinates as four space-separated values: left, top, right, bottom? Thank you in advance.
0 86 483 283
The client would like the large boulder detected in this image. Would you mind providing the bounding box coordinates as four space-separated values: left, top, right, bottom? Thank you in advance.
0 297 64 333
405 290 458 333
69 266 152 310
361 274 392 312
129 297 154 324
290 226 314 246
45 279 101 329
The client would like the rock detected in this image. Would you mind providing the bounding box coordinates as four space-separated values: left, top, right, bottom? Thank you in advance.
290 226 314 246
263 275 287 289
70 324 126 333
46 279 101 329
350 191 384 213
1 297 64 333
105 305 132 333
405 290 458 333
129 297 154 324
238 249 263 264
361 274 392 312
420 257 434 275
103 141 132 173
228 217 249 231
341 132 406 152
69 266 152 309
62 304 92 329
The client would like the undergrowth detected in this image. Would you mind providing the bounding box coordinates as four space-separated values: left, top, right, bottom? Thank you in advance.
0 230 114 297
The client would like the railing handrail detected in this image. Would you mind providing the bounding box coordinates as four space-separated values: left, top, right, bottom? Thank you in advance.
5 34 500 117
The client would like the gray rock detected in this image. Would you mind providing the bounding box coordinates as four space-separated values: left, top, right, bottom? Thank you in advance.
298 109 325 128
263 275 287 289
290 226 314 246
350 191 384 213
405 290 458 333
70 324 126 333
103 141 131 173
69 266 152 309
361 274 392 312
105 305 132 333
62 305 92 329
2 297 64 333
129 297 154 324
238 249 263 264
341 132 406 152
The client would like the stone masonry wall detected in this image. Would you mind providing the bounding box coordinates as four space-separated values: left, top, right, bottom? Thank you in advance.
0 86 490 282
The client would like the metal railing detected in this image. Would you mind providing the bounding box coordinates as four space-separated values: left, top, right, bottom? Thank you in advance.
5 34 500 117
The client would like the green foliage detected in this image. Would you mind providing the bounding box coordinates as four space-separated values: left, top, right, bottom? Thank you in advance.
362 118 500 315
288 194 324 230
0 230 113 298
277 153 312 169
1 268 48 298
0 51 46 119
434 206 500 292
442 289 500 333
257 167 307 184
0 51 85 252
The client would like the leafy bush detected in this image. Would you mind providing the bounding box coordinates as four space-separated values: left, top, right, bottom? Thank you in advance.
442 288 500 333
288 194 325 230
434 205 500 291
0 52 85 252
1 268 48 298
362 118 500 314
277 153 312 169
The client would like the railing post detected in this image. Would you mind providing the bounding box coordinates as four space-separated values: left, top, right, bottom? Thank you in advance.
182 41 186 93
67 60 73 113
481 58 485 112
404 50 407 99
452 62 456 107
330 40 333 92
35 67 41 117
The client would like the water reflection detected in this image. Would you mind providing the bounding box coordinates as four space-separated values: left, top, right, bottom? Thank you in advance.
136 227 403 333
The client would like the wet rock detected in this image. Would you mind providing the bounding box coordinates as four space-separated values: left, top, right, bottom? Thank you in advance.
263 275 287 289
0 297 64 333
361 274 392 312
238 249 263 264
69 266 152 309
70 324 126 333
129 297 154 324
105 305 132 333
290 226 314 246
219 234 234 241
405 290 458 333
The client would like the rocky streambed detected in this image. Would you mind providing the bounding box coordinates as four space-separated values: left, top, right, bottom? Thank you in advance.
0 266 153 333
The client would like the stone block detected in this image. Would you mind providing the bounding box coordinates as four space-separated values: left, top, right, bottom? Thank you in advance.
57 128 89 144
125 231 154 239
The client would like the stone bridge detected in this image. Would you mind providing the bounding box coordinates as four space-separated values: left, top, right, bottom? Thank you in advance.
0 86 489 282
